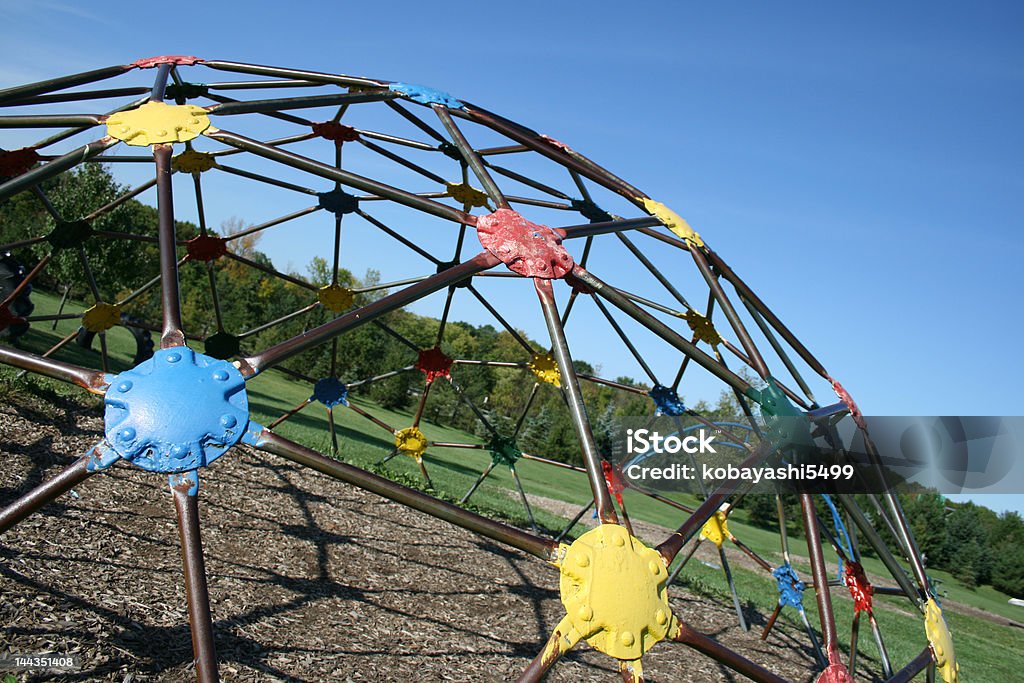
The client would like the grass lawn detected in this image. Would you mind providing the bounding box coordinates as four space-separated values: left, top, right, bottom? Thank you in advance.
5 287 1024 680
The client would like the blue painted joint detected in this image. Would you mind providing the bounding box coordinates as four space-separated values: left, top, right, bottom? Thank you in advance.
168 469 200 496
312 377 348 408
241 421 266 447
773 563 806 609
86 443 120 472
103 347 249 473
649 384 686 416
388 82 463 109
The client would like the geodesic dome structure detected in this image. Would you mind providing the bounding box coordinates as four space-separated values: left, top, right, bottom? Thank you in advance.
0 57 958 682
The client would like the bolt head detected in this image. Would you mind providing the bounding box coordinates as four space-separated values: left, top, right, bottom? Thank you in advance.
170 444 189 459
612 534 625 547
649 560 662 575
119 427 136 442
212 370 229 381
220 414 238 428
655 609 668 625
166 352 182 363
117 380 133 393
578 605 593 621
576 554 590 568
620 631 635 647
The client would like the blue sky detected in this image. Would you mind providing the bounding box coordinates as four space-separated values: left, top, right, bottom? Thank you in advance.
3 2 1022 509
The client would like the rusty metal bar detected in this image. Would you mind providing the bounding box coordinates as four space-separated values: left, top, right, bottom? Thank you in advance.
257 430 559 561
240 253 497 376
887 648 933 683
535 277 617 525
0 137 117 203
206 91 396 116
358 137 447 185
0 114 102 127
671 619 787 683
434 106 507 208
203 60 386 90
153 144 185 348
171 480 220 683
0 454 96 534
0 345 108 393
800 493 840 658
0 64 131 104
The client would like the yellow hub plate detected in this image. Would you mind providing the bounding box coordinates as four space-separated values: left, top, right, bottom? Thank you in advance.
106 102 210 147
559 524 673 660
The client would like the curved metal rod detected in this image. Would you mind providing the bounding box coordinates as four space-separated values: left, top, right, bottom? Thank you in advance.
254 429 559 562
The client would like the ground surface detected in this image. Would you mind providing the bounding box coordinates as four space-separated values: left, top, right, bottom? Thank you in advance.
0 389 843 682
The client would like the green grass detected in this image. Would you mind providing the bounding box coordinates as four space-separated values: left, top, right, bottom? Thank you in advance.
6 287 1024 680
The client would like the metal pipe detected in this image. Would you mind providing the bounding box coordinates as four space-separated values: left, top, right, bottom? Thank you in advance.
171 480 220 683
0 346 108 393
800 493 839 657
0 137 117 203
535 278 617 525
0 64 130 104
0 455 95 533
434 106 507 208
671 620 787 683
153 144 185 348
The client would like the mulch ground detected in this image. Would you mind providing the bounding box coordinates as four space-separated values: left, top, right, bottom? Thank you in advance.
1 388 822 682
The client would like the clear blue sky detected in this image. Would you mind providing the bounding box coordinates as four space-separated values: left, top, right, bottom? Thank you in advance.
3 2 1022 509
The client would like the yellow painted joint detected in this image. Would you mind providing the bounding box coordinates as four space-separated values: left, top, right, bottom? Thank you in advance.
683 310 722 346
639 198 704 248
924 598 959 683
529 352 561 387
106 102 210 147
81 302 121 332
318 284 354 313
446 182 489 208
395 426 428 462
559 524 673 661
172 149 216 174
701 510 730 548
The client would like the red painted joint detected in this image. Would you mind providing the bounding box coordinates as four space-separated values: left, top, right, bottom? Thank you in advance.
476 208 573 279
312 122 360 143
416 346 453 382
602 461 625 507
843 561 874 615
815 652 853 683
827 374 866 431
132 56 202 69
186 234 227 262
0 147 40 178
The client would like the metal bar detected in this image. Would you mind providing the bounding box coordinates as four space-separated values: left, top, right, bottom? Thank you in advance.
535 278 617 524
520 452 586 472
207 91 396 116
358 138 447 185
561 217 664 240
616 233 692 310
555 499 594 543
154 144 185 348
720 546 749 631
591 295 658 384
203 60 386 90
0 64 131 104
356 128 438 151
0 345 108 393
204 79 321 90
237 302 319 339
170 479 220 683
887 648 933 683
205 128 473 225
0 137 117 203
573 267 751 396
869 612 894 678
467 284 535 353
357 210 442 264
671 620 787 683
509 464 539 533
0 114 102 127
656 440 773 563
434 106 507 208
800 493 840 658
485 162 572 200
0 86 151 107
0 454 96 533
0 253 50 309
460 461 496 504
223 251 318 291
85 177 158 221
222 206 319 242
241 253 496 376
257 430 559 561
741 296 817 405
215 164 318 196
386 100 449 143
